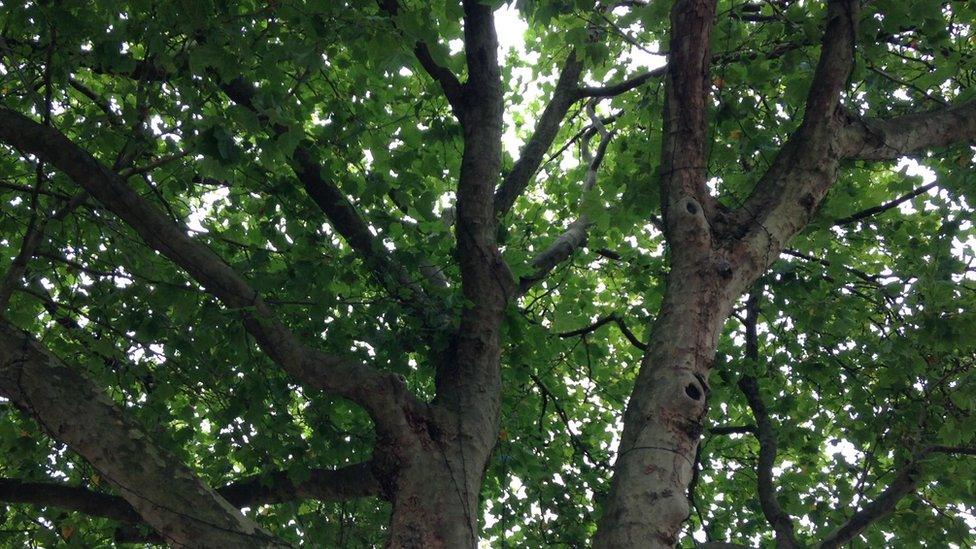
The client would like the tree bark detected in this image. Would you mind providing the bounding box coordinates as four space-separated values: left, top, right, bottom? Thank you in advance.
595 260 736 547
0 319 286 548
379 413 489 548
595 0 721 543
596 1 859 546
381 1 509 546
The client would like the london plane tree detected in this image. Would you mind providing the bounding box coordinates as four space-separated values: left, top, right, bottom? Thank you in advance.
0 0 975 547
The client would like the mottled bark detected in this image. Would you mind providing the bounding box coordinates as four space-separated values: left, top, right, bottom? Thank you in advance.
595 256 737 547
838 99 976 161
595 0 721 545
596 1 860 546
0 319 286 548
0 107 417 430
378 409 491 549
383 2 511 546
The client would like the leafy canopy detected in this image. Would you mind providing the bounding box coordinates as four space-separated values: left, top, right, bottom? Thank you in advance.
0 0 975 546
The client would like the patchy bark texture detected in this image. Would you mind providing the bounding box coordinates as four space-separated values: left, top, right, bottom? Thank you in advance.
0 320 284 548
1 0 975 547
596 1 863 546
595 1 723 546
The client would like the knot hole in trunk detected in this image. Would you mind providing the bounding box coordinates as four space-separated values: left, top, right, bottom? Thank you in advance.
685 383 702 401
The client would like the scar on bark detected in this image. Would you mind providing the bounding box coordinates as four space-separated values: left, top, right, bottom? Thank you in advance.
800 192 815 213
645 489 675 503
716 258 734 278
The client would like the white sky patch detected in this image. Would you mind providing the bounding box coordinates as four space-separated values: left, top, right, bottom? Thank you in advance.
894 157 937 216
826 438 862 466
496 4 535 159
186 186 231 233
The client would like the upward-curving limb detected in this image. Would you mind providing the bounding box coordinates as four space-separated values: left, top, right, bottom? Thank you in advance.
494 51 585 218
739 293 799 549
729 0 860 280
0 108 420 430
0 318 287 548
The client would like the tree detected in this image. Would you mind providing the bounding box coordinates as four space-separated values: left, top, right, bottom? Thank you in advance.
0 0 974 546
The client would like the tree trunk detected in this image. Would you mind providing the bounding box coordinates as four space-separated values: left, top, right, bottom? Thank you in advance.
384 445 483 548
595 247 741 548
379 402 495 549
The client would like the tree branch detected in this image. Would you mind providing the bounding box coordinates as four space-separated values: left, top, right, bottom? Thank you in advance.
817 444 976 548
657 0 720 242
739 293 799 549
518 102 615 294
495 39 809 219
838 99 976 161
729 0 858 280
557 312 647 351
377 0 464 113
0 462 380 530
0 108 419 427
219 78 448 328
927 445 976 456
833 182 938 225
54 39 449 325
494 51 584 217
816 458 921 549
0 318 286 547
709 424 757 436
577 66 666 98
0 190 86 311
529 374 609 469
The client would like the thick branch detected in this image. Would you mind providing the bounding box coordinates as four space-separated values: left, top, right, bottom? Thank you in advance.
430 6 514 508
56 39 447 325
838 100 976 161
0 462 380 527
710 424 758 436
729 0 858 279
494 52 584 217
657 0 720 241
495 40 808 219
0 318 285 547
0 478 140 524
739 294 798 549
801 1 858 125
0 108 416 426
219 79 447 328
